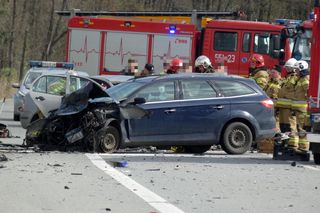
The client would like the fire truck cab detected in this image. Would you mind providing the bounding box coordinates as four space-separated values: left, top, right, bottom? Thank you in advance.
201 19 292 76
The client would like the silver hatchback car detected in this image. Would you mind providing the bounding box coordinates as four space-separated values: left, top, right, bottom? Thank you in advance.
20 70 91 129
12 61 75 121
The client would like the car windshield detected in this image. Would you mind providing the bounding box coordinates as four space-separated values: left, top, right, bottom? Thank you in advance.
24 72 42 88
106 81 145 102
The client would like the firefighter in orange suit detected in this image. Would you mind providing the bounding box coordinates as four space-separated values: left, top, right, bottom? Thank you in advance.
291 60 310 152
265 69 282 132
277 58 298 133
248 54 269 90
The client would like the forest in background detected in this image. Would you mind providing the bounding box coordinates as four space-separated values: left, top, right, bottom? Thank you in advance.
0 0 313 90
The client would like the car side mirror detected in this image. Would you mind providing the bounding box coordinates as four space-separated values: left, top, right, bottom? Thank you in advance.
11 83 20 89
133 97 146 105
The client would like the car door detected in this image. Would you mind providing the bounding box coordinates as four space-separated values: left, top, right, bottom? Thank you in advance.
124 80 181 143
175 79 231 141
29 75 66 117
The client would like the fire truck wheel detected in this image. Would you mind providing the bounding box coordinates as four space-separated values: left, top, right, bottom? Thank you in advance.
314 153 320 165
221 122 253 154
94 125 120 153
184 145 212 154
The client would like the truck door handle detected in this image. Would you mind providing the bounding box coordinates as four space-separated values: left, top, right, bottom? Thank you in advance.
211 105 224 110
164 109 176 114
35 96 45 101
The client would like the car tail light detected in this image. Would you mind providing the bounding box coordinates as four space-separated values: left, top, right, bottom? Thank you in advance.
261 99 274 108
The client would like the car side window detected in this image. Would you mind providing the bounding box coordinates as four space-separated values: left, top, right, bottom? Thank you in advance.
181 80 217 99
214 80 256 97
47 76 66 96
254 34 270 55
134 81 175 103
70 76 90 93
32 76 47 93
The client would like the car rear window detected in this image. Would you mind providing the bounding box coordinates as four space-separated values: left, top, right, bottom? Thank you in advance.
24 72 42 88
213 80 256 97
181 80 217 99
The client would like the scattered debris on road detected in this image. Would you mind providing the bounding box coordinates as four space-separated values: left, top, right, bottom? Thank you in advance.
0 153 8 161
110 160 128 168
71 172 83 175
0 123 10 138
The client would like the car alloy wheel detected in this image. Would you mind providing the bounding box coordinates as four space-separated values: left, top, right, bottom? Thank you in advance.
222 122 253 154
94 126 120 153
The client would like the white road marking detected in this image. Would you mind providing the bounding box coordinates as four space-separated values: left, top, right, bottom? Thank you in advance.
86 153 185 213
301 165 320 171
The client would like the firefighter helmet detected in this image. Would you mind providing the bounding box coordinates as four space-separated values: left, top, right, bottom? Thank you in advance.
295 60 309 76
195 55 212 69
294 60 309 71
169 58 183 73
249 54 265 68
144 63 154 73
285 58 297 68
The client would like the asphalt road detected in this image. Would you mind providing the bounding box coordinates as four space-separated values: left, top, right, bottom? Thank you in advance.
1 98 320 213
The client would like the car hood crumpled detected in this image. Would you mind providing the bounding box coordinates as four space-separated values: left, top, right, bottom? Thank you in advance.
55 81 113 116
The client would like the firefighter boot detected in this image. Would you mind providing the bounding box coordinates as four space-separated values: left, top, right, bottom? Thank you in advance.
287 132 299 150
297 131 310 153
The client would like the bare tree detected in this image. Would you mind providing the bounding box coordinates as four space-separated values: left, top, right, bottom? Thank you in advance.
8 0 16 69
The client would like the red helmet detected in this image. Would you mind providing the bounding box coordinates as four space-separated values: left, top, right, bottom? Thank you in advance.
169 58 183 73
249 54 265 68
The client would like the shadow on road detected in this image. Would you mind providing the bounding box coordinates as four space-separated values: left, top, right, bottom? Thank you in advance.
99 151 317 166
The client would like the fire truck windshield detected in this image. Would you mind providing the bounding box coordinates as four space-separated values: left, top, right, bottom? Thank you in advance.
292 29 312 62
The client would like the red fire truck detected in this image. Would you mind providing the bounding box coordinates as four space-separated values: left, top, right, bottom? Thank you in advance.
60 10 294 76
306 0 320 164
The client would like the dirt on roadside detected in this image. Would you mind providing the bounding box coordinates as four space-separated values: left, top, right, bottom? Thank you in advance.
0 77 18 99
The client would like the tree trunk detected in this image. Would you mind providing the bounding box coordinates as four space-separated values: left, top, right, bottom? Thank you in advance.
18 0 29 82
45 0 68 59
8 0 16 69
216 0 222 11
41 0 55 60
19 30 28 82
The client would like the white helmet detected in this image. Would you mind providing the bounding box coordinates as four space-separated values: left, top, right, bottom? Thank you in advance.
284 58 297 68
294 60 309 71
195 55 211 69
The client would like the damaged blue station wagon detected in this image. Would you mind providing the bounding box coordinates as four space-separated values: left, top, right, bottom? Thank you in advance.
26 73 276 154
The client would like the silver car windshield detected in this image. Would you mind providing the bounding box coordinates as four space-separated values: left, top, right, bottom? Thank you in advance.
106 81 144 102
24 72 42 88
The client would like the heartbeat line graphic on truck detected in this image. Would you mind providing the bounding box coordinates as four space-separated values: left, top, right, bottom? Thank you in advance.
105 38 147 64
153 41 190 61
69 36 99 63
71 36 190 66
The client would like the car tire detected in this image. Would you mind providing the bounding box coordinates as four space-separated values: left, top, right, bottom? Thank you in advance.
94 126 120 153
221 122 253 154
184 145 211 154
13 114 20 121
314 153 320 165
